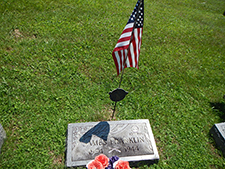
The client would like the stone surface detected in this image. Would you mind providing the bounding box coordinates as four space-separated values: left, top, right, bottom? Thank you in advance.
66 119 159 167
210 122 225 156
0 124 6 153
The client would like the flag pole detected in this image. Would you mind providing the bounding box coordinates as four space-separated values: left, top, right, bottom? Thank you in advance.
111 0 143 120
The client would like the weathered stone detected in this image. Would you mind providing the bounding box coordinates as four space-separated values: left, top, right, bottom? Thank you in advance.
0 124 6 153
210 122 225 156
66 119 159 167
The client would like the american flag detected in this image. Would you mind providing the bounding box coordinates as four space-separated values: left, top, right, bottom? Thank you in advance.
112 0 144 75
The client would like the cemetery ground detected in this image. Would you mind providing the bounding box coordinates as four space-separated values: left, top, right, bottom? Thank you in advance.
0 0 225 168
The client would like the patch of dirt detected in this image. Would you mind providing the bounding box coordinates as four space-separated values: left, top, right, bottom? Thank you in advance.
33 34 38 38
13 29 23 38
49 150 64 167
100 106 115 121
52 155 63 165
11 29 37 40
6 46 12 52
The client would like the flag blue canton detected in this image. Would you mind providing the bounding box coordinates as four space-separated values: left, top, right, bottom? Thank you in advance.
127 0 144 28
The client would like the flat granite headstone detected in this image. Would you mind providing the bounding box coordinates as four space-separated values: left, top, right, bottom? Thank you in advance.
66 119 159 167
0 124 6 154
210 122 225 156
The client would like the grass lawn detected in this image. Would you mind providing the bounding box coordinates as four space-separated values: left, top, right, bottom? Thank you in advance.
0 0 225 168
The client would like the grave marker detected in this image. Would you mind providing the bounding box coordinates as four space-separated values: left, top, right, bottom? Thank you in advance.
210 122 225 156
66 119 159 167
0 124 6 154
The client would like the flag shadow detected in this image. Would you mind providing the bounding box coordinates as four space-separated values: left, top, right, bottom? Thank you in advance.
210 102 225 122
79 121 110 144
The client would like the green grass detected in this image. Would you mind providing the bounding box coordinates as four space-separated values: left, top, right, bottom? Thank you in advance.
0 0 225 168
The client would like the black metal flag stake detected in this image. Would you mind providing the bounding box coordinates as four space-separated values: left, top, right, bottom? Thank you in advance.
109 0 144 120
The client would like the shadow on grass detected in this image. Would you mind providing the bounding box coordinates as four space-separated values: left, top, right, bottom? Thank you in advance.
210 102 225 122
129 159 159 168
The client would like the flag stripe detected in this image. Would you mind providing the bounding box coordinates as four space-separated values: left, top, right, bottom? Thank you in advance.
135 28 140 68
112 52 119 75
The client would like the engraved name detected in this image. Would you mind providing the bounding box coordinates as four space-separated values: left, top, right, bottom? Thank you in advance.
88 136 145 146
